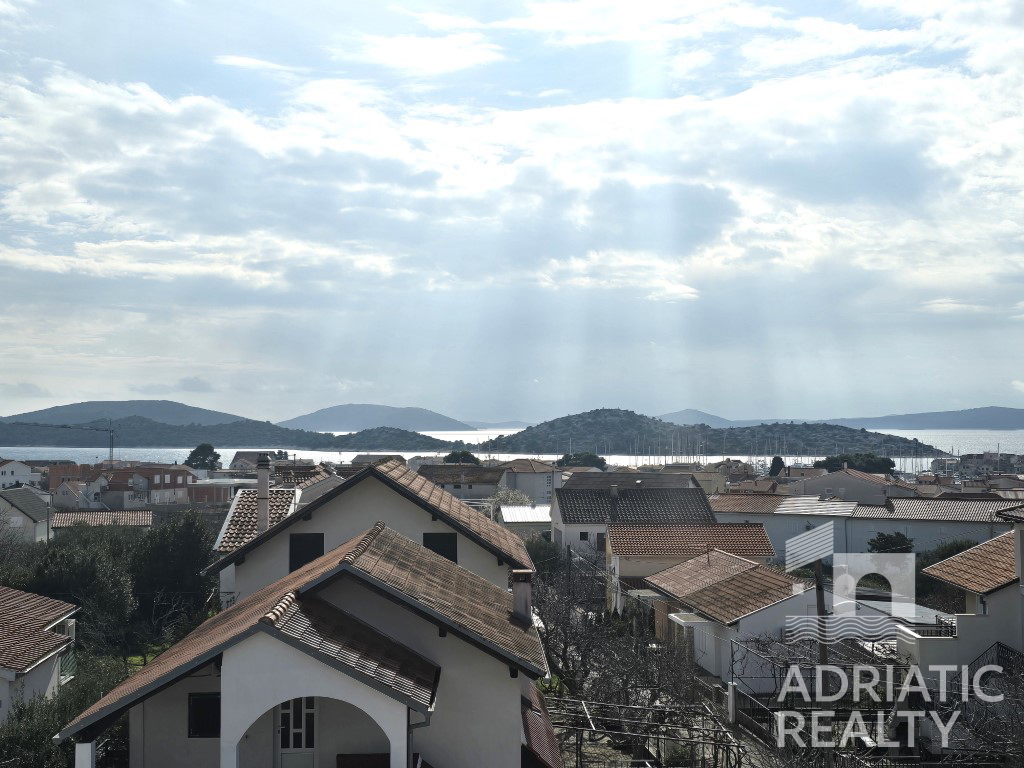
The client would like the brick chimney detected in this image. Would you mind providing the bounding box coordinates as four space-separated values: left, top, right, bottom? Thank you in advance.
512 570 532 623
257 453 271 535
609 484 619 523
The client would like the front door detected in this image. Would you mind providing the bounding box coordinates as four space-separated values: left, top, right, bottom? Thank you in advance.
278 697 317 768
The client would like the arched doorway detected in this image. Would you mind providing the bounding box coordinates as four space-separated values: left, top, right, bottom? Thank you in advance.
236 696 391 768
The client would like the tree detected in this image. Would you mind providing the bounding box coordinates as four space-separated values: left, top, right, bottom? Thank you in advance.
867 531 914 554
184 443 221 470
769 456 785 476
484 486 533 508
813 452 896 474
443 450 480 465
555 452 607 470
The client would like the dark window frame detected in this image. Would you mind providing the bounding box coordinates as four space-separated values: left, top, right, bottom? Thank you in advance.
188 692 220 738
423 532 458 564
289 532 325 573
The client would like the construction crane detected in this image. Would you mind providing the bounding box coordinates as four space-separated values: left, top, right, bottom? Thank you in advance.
5 420 117 462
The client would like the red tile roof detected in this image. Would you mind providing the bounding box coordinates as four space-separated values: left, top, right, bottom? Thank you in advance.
211 459 533 571
922 532 1018 595
644 551 809 625
522 686 564 768
607 523 774 558
61 523 543 743
0 587 77 672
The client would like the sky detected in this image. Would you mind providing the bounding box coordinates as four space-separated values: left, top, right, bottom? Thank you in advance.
0 0 1022 424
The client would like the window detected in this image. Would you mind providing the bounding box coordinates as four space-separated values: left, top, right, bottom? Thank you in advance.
579 531 589 541
596 532 606 551
188 693 220 738
288 533 324 572
423 532 458 563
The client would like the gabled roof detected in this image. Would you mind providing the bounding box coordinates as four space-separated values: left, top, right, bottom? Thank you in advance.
59 523 543 742
52 510 153 529
0 587 77 673
607 523 774 559
831 468 918 492
922 532 1018 595
644 551 809 625
555 487 715 525
210 459 533 571
417 464 505 485
563 471 693 490
214 488 300 553
0 487 48 523
854 497 1024 523
500 459 557 473
708 493 786 515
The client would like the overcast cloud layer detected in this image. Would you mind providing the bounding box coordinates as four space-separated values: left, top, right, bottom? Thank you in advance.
1 1 1022 423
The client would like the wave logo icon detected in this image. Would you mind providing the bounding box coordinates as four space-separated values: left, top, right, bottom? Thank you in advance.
783 523 916 643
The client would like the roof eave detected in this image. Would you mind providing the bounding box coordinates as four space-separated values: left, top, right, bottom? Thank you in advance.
315 564 545 679
257 624 436 714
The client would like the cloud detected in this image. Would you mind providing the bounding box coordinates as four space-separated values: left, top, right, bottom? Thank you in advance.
333 32 505 76
132 377 215 395
213 55 305 74
1014 381 1024 394
920 298 987 313
0 381 51 397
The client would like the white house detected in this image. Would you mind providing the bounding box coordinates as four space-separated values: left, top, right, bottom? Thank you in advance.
551 472 708 555
0 487 52 542
498 460 563 504
0 459 41 489
209 458 534 605
897 527 1023 672
605 522 775 612
57 523 560 768
642 551 886 691
711 493 1020 559
790 467 919 504
0 586 78 722
416 464 505 501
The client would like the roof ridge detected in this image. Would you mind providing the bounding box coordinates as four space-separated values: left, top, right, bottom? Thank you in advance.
260 591 297 625
342 521 387 563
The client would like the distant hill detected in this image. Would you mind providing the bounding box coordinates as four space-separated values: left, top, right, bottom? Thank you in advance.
462 420 533 429
824 406 1024 430
0 400 248 426
659 409 736 428
333 427 452 450
0 416 460 451
479 408 948 457
661 405 1024 430
278 404 473 432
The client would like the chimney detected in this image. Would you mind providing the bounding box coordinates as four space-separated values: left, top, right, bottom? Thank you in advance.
609 484 619 522
512 570 532 623
257 453 271 535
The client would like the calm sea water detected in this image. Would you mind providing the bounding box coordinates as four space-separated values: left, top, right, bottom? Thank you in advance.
3 429 1022 470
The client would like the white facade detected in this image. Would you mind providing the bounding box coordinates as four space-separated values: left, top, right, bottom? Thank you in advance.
0 652 64 722
124 577 526 768
0 460 40 489
501 469 562 504
225 476 510 602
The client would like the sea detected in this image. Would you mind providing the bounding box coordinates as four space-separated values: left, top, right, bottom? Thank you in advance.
2 428 1023 473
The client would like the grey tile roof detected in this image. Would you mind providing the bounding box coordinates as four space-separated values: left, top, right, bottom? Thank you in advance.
854 497 1024 522
563 471 694 490
556 487 715 525
417 464 505 485
0 587 77 672
0 487 48 523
